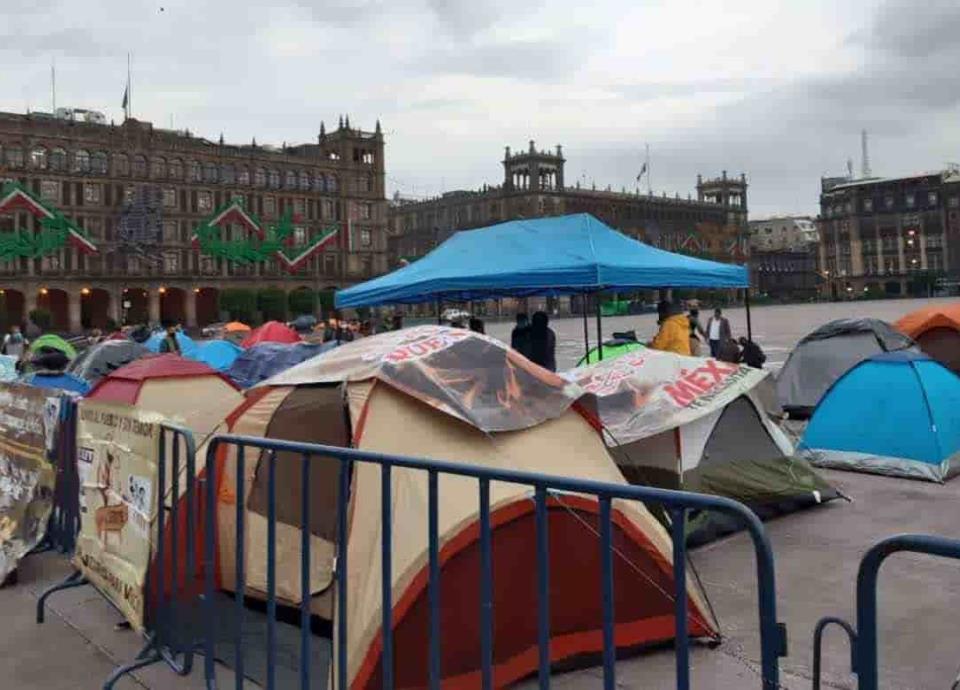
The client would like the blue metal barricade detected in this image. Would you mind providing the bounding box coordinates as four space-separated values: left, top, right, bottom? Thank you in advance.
37 423 203 690
202 434 788 690
812 534 960 690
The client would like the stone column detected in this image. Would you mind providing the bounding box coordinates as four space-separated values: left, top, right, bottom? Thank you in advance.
24 287 37 321
184 288 198 329
68 290 82 334
148 288 161 325
108 287 122 326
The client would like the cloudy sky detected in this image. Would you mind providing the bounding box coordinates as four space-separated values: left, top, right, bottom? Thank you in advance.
2 0 959 216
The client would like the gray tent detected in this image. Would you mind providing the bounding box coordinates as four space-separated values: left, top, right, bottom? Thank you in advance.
777 318 917 418
67 339 150 385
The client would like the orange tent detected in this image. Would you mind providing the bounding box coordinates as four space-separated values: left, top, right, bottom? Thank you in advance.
895 303 960 373
224 321 251 332
205 327 718 688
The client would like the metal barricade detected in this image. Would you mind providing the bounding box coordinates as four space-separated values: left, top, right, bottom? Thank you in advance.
37 423 203 690
812 534 960 690
203 434 788 690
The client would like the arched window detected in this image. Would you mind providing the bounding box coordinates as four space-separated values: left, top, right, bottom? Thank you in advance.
327 174 338 192
221 164 235 185
113 153 129 176
73 149 91 173
168 158 183 179
50 147 67 171
268 169 280 189
188 160 201 182
30 146 47 169
91 151 108 175
285 170 297 189
203 162 217 183
299 171 310 191
150 157 166 179
132 154 147 177
254 168 266 187
4 147 24 169
237 167 250 186
313 171 325 192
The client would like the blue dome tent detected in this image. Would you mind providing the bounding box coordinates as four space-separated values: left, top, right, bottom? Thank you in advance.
144 330 198 357
192 339 243 372
227 341 337 389
800 351 960 482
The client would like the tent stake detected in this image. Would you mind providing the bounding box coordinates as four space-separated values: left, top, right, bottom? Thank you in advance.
745 288 753 341
582 294 590 362
596 293 603 362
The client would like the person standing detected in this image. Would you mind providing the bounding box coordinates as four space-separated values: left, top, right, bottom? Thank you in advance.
2 325 27 358
158 323 182 355
649 301 692 356
706 308 732 358
511 313 531 358
687 303 706 356
527 311 557 371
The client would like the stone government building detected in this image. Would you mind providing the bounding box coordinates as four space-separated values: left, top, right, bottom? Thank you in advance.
0 109 387 332
818 169 960 298
388 140 749 313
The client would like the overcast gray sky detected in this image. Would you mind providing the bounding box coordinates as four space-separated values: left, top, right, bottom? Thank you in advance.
2 0 959 216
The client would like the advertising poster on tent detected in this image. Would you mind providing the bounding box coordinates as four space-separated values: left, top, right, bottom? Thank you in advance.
0 383 58 582
73 401 162 631
571 351 768 443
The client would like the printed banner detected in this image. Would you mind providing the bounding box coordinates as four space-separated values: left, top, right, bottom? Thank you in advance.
262 326 582 432
568 349 768 444
0 383 58 581
73 401 162 631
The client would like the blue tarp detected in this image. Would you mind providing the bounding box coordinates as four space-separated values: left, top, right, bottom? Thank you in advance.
144 331 198 357
192 340 243 372
801 351 960 482
227 341 337 389
22 371 91 396
336 213 748 308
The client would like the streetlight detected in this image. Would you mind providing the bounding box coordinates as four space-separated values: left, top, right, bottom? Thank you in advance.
81 287 91 296
158 287 167 295
39 288 48 296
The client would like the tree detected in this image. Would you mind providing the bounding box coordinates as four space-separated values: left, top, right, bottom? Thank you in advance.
318 289 335 318
28 308 52 331
257 288 287 322
220 289 257 324
287 288 317 317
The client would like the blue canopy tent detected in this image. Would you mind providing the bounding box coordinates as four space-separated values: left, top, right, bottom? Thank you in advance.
336 214 751 359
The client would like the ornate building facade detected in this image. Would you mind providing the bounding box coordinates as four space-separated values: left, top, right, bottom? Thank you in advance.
0 110 387 331
389 141 749 270
818 170 960 298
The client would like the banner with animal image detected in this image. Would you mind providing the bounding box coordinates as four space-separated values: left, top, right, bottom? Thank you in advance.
0 383 60 581
73 401 162 631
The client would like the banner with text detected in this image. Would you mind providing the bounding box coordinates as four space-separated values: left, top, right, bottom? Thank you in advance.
0 383 59 581
73 401 162 631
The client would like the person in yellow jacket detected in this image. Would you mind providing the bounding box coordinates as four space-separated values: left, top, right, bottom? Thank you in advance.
649 301 692 356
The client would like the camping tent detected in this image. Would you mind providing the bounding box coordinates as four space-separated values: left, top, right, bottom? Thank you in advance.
568 349 838 544
21 371 90 395
894 303 960 374
578 338 644 366
191 339 243 372
776 318 916 418
226 341 335 389
208 326 718 687
87 354 243 442
144 330 198 357
240 321 301 348
800 351 960 482
29 333 77 359
68 340 150 385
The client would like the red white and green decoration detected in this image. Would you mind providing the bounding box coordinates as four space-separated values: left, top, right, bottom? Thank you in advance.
191 198 338 273
0 182 99 259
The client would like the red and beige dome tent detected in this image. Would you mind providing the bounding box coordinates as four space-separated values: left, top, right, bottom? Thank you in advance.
206 326 718 688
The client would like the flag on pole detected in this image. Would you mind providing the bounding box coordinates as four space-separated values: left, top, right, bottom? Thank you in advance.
121 85 128 111
636 162 648 182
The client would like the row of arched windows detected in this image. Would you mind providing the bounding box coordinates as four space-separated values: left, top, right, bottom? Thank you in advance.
0 143 340 192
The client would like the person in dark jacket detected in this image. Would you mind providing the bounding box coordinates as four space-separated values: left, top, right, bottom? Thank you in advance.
511 313 531 358
527 311 557 371
738 337 766 368
469 317 485 334
706 308 732 358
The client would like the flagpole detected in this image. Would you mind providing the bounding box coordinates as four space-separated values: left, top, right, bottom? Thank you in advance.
51 57 56 114
646 143 651 195
126 52 131 120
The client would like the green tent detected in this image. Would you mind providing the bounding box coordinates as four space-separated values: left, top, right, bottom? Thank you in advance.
577 339 644 366
29 334 77 359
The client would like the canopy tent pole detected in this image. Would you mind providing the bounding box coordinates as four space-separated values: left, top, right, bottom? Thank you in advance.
595 292 604 361
582 294 590 362
745 288 753 341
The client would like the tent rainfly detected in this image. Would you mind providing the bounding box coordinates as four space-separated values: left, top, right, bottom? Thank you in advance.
205 326 719 688
240 321 301 348
568 349 839 544
895 303 960 374
68 340 150 385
